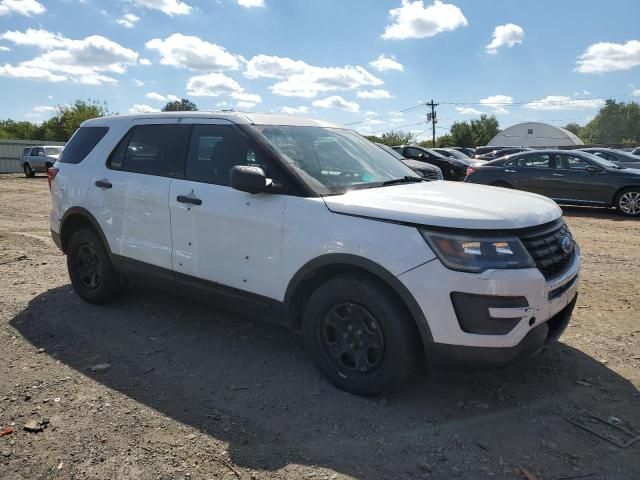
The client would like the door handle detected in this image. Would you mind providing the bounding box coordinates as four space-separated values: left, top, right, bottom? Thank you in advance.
552 173 565 177
504 169 516 173
95 179 112 189
177 195 202 206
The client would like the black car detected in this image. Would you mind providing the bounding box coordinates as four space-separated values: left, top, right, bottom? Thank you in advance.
632 147 640 156
475 147 532 161
581 148 640 169
375 143 443 181
392 145 477 181
465 149 640 216
451 146 475 158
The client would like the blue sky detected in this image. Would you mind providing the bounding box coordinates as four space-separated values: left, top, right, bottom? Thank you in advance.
0 0 639 140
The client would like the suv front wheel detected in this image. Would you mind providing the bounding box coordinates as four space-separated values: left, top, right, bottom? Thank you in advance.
303 274 419 396
67 228 125 304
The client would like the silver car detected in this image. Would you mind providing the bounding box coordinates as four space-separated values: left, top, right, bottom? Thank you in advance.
21 145 64 177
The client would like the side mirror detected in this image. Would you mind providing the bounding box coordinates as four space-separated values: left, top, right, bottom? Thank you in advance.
585 165 600 174
230 165 271 194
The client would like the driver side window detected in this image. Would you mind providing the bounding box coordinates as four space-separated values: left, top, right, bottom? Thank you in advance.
185 124 271 186
405 147 424 159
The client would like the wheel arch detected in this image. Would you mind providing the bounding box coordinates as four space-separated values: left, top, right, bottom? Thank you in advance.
284 254 433 348
60 207 112 256
613 185 640 205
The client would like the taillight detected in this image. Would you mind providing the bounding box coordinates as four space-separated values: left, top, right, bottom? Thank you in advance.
47 167 59 191
466 167 476 177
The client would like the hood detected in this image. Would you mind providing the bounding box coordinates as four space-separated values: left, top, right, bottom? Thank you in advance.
323 181 562 230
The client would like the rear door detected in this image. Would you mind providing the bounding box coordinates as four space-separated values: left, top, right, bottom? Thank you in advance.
168 120 287 300
30 147 46 169
507 153 555 195
86 119 189 271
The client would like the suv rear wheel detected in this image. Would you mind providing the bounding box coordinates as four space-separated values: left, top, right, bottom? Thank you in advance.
303 274 419 396
23 163 35 178
67 228 125 304
615 188 640 217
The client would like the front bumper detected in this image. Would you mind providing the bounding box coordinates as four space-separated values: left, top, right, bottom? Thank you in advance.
399 245 580 365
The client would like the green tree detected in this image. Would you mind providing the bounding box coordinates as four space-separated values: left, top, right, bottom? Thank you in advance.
447 114 499 147
379 130 416 146
40 100 111 141
449 121 474 147
162 98 198 112
563 122 583 138
581 100 640 144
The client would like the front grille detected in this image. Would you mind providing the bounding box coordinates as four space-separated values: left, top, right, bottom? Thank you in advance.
518 219 575 280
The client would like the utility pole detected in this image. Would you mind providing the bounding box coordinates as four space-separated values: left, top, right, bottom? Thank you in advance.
426 100 438 147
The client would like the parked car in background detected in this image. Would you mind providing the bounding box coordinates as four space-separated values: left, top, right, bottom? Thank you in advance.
581 148 640 169
465 149 640 216
392 145 480 181
375 143 443 181
631 147 640 156
475 147 532 161
473 146 502 157
50 112 580 395
22 145 64 177
433 148 472 160
451 147 475 158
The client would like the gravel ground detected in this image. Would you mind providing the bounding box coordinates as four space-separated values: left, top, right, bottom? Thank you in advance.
1 173 639 480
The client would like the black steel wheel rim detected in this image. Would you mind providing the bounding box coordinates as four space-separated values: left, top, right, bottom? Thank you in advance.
319 302 385 375
75 243 102 290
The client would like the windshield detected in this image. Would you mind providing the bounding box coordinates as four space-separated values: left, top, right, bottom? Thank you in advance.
376 142 405 160
44 147 63 155
444 149 470 160
255 126 419 194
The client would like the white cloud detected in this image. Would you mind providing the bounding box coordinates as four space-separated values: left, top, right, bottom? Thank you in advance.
456 106 483 115
244 54 383 98
146 33 240 71
279 106 309 115
0 46 9 52
0 29 71 49
145 91 175 102
382 0 467 40
186 72 261 107
0 31 139 84
632 89 640 97
128 104 160 114
369 54 404 72
479 94 513 114
117 13 140 28
576 40 640 74
235 101 257 110
312 95 359 112
0 0 45 16
132 78 145 86
32 105 55 113
237 0 264 7
357 89 394 99
139 58 151 65
524 95 605 110
131 0 191 16
486 23 524 55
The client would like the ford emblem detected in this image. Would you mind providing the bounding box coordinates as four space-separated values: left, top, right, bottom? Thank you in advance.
561 235 574 255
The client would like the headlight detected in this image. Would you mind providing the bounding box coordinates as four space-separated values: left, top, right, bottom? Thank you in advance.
420 230 535 273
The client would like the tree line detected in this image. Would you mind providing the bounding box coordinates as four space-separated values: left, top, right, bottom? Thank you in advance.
368 100 640 148
0 99 198 142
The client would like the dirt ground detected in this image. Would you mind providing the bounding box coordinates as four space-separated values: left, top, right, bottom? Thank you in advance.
0 173 639 480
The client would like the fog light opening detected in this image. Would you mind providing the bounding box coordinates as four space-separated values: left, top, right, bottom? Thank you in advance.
529 317 536 327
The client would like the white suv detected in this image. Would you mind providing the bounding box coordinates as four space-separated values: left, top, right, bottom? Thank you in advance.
49 112 580 396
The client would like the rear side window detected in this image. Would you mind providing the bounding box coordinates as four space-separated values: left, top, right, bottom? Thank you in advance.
58 127 108 164
517 154 550 168
108 124 190 177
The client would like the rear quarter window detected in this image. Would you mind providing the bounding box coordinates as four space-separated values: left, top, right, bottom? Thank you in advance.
58 126 109 164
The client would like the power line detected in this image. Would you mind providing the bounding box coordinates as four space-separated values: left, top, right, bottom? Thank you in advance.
344 103 426 126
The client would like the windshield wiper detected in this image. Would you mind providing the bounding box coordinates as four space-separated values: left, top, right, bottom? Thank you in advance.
381 176 424 186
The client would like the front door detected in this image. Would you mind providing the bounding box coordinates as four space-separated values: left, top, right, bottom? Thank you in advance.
508 152 556 196
550 153 613 203
168 120 287 300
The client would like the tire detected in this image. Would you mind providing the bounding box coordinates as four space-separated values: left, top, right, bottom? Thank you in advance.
615 188 640 217
67 228 125 304
23 163 35 178
491 181 512 188
303 274 419 396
